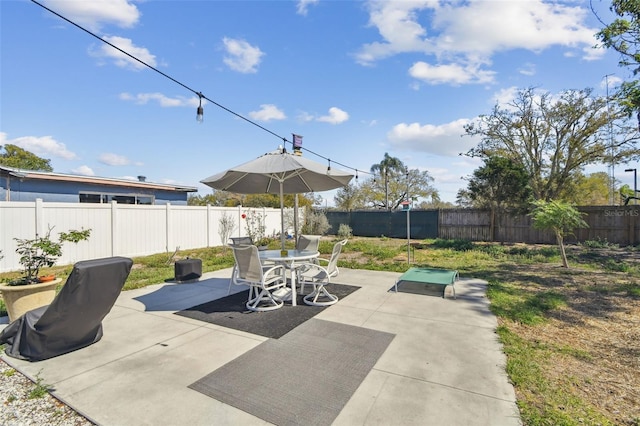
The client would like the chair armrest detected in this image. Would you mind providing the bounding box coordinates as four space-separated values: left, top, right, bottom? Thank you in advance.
263 263 285 277
296 262 329 281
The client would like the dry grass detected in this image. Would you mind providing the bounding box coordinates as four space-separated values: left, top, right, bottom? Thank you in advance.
502 262 640 425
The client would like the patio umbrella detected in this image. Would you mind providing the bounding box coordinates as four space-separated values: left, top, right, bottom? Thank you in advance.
201 147 353 249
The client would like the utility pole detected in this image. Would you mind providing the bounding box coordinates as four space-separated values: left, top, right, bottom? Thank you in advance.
406 170 410 264
605 74 616 205
625 168 638 205
384 169 389 211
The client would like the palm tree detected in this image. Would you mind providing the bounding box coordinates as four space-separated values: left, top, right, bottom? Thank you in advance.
370 153 405 210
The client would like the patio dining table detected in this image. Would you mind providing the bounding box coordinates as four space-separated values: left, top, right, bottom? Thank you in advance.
259 249 319 306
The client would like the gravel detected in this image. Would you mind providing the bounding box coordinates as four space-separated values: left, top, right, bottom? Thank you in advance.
0 358 94 426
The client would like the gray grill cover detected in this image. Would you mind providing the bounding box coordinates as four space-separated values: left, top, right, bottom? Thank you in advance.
0 256 133 361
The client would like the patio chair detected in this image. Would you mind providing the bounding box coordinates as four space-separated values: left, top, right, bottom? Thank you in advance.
289 234 321 275
0 256 133 361
296 239 347 306
230 236 253 246
228 236 254 294
231 245 289 312
296 234 321 252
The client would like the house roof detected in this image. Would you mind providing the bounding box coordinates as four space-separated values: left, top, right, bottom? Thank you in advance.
0 165 198 193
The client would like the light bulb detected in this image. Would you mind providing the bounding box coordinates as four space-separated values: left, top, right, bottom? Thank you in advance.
196 105 204 123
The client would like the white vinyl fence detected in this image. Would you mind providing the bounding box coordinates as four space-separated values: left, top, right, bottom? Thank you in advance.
0 200 291 273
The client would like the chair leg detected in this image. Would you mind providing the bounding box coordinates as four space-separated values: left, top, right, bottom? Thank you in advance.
246 287 284 311
297 269 306 295
228 265 237 295
303 284 338 306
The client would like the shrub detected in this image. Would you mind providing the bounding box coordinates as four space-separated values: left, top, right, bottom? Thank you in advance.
218 212 236 246
302 209 331 235
242 209 266 242
582 237 619 249
431 238 475 251
337 224 352 239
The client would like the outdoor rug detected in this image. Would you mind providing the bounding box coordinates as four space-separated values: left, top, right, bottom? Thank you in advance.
189 318 395 426
174 283 360 339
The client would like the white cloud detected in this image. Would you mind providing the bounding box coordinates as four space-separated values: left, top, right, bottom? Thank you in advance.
356 0 603 85
601 74 623 91
518 63 537 76
71 165 95 176
387 118 479 157
248 104 287 122
355 1 433 65
297 107 349 124
297 111 315 122
99 153 130 166
89 36 156 70
119 92 201 107
491 86 520 107
431 1 599 57
42 0 140 32
1 132 77 160
409 61 495 85
317 107 349 124
222 37 264 73
297 0 319 16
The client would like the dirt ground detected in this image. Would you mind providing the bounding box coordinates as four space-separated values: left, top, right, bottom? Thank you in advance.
481 244 639 425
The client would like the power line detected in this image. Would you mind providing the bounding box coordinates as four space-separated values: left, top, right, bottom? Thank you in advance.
30 0 371 179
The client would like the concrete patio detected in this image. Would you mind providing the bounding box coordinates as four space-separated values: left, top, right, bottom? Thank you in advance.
0 267 521 425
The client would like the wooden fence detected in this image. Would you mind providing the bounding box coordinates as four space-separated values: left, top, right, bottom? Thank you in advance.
441 206 639 245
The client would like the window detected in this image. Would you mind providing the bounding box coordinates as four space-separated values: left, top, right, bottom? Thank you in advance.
79 192 155 204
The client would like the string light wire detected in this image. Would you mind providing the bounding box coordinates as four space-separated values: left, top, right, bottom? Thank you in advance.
30 0 373 180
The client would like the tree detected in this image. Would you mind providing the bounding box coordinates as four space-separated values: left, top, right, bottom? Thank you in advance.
334 182 366 210
417 199 456 209
359 168 438 210
243 193 316 208
461 156 532 211
370 153 405 210
529 200 588 268
568 172 612 205
0 144 53 171
594 0 640 119
620 184 640 204
464 87 640 201
367 153 439 210
189 191 316 208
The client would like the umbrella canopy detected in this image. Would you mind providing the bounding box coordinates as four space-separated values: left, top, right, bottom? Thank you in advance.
201 147 353 249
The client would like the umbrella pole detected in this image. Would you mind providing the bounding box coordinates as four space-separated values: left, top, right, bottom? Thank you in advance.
280 182 285 251
294 194 299 242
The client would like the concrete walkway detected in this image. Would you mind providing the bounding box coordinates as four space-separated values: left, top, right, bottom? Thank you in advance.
1 267 521 425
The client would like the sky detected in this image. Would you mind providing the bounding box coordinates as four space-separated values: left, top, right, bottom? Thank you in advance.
1 0 638 205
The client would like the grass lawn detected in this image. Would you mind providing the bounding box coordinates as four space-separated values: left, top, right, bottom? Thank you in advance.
1 236 639 425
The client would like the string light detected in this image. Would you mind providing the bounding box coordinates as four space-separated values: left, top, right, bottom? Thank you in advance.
196 92 204 123
30 0 375 180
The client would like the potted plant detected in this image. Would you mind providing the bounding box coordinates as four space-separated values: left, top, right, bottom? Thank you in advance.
255 236 274 250
0 227 91 321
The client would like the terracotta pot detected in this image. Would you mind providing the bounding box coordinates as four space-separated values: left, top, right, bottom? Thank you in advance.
38 275 56 283
0 278 62 322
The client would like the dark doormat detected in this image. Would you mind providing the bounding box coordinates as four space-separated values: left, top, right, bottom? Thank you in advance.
189 318 395 426
174 284 360 339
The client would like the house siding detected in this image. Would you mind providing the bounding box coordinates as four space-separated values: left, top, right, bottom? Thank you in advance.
1 167 195 205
